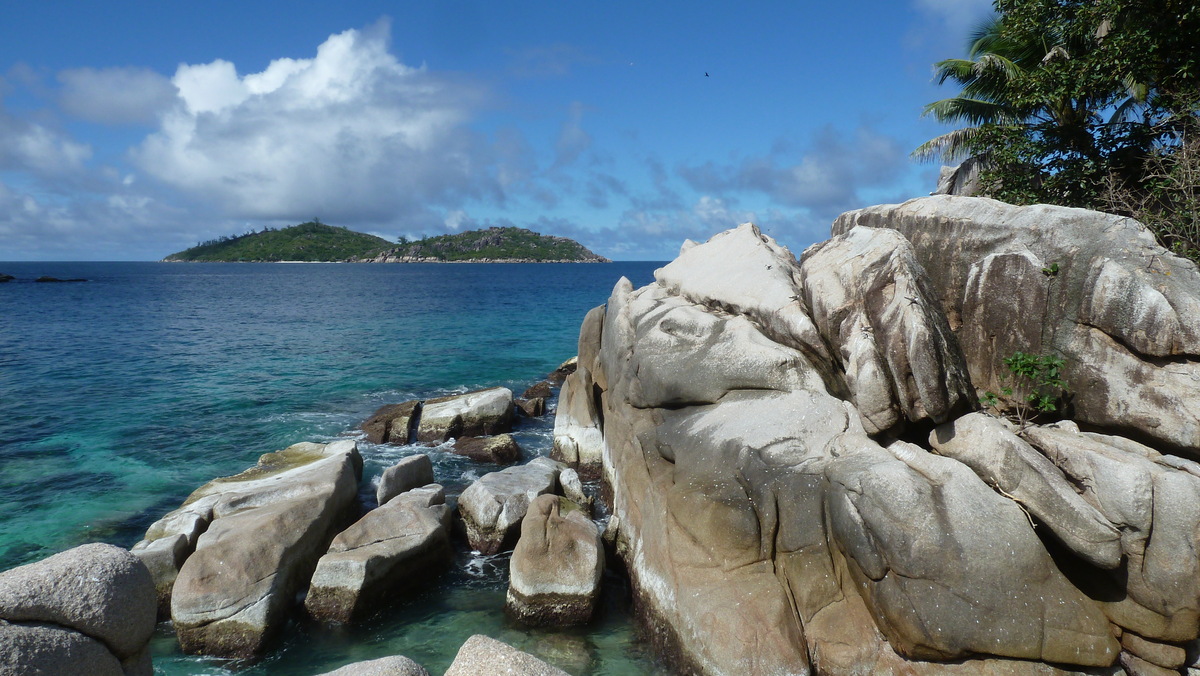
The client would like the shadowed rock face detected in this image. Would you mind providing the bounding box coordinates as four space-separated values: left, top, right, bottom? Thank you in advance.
565 212 1200 675
133 440 362 659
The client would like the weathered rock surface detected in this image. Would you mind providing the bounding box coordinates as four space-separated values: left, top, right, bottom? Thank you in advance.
417 387 515 442
558 212 1200 675
362 400 420 444
0 543 156 676
506 494 603 626
316 655 430 676
799 226 975 435
306 484 451 623
552 308 606 474
133 439 361 658
444 635 569 676
932 158 982 197
457 457 561 554
515 396 546 417
835 195 1200 456
376 453 434 505
558 467 591 514
452 434 522 464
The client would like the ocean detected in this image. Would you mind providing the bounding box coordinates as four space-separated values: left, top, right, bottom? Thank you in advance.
0 261 669 675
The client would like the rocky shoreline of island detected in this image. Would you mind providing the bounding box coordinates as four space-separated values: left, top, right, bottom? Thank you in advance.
6 193 1200 675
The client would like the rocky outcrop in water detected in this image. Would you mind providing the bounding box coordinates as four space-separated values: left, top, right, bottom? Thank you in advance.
452 433 522 463
305 484 451 623
444 634 570 676
563 199 1200 675
457 457 562 554
132 440 361 658
317 655 430 676
363 388 516 446
376 454 435 505
506 494 603 626
0 543 156 676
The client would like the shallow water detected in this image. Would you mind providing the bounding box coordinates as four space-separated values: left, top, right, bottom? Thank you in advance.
0 261 670 675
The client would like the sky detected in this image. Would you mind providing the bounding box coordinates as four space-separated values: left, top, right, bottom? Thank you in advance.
0 0 994 261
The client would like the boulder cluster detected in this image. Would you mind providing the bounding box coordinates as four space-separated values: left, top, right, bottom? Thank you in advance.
552 195 1200 675
0 371 601 673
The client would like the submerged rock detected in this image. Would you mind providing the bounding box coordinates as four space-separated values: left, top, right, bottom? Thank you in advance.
457 457 561 554
133 439 361 659
0 543 156 676
507 495 603 626
0 274 13 282
306 484 451 623
444 634 569 676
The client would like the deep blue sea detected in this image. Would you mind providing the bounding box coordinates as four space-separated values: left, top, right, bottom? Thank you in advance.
0 261 668 675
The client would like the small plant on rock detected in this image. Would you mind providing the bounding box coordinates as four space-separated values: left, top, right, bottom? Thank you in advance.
981 352 1068 428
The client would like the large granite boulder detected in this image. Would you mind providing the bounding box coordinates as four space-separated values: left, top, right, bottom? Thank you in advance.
305 484 451 623
506 494 603 626
0 543 156 676
416 387 515 442
560 215 1200 674
799 226 974 435
361 400 420 444
551 307 606 475
132 439 362 658
457 457 561 554
444 635 569 676
317 655 429 676
834 195 1200 456
376 453 434 505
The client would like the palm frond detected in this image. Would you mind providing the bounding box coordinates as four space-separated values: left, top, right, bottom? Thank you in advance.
912 127 982 163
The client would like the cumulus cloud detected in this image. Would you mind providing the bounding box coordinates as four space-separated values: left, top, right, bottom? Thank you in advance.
57 67 177 124
131 19 496 225
677 125 907 219
0 105 91 176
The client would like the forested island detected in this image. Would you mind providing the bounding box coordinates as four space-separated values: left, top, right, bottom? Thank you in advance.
162 222 610 263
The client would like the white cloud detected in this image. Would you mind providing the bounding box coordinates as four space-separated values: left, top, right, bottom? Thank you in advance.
677 125 908 219
553 101 591 168
0 107 91 176
57 67 177 124
131 19 496 224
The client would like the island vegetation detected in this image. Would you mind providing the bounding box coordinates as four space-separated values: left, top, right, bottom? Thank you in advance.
916 0 1200 261
164 221 392 262
163 222 609 263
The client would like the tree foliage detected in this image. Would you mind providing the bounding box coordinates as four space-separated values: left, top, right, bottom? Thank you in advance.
918 0 1200 259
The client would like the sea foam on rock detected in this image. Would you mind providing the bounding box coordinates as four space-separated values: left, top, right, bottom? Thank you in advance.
132 439 361 659
561 201 1200 674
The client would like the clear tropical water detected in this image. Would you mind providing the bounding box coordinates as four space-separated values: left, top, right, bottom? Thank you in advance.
0 261 669 675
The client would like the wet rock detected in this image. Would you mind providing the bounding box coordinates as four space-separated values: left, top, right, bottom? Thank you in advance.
558 468 591 514
452 434 522 464
522 381 553 400
316 655 430 676
457 457 561 554
507 495 603 626
444 635 569 676
141 439 361 659
361 400 419 445
306 485 451 623
0 543 156 675
0 274 13 283
515 396 546 417
376 454 434 505
33 276 86 282
545 357 578 385
416 387 514 442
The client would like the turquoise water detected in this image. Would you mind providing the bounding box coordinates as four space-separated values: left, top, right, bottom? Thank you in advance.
0 261 669 675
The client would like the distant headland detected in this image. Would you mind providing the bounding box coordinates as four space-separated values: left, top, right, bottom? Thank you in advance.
162 222 610 263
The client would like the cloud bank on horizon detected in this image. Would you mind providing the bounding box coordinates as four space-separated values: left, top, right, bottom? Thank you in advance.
0 2 993 261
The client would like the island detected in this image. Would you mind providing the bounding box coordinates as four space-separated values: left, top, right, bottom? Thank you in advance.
162 222 610 263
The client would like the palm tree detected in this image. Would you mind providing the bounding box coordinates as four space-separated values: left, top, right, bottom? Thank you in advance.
913 13 1119 164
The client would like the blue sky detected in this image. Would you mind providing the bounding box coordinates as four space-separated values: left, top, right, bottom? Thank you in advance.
0 0 993 261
